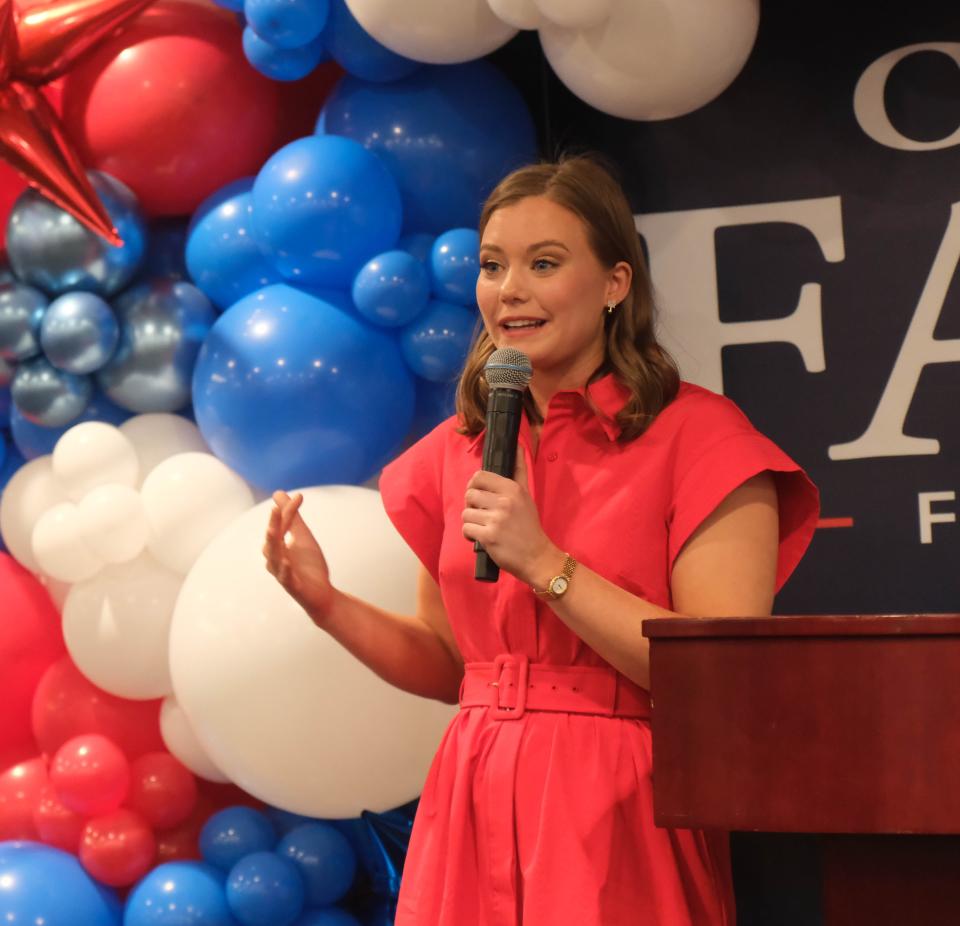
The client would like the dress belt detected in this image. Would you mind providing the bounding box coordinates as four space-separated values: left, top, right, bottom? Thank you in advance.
459 653 650 720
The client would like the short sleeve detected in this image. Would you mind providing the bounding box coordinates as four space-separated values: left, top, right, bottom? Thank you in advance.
379 418 453 583
666 390 819 593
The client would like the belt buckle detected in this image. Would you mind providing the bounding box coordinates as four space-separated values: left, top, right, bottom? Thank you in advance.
490 654 529 720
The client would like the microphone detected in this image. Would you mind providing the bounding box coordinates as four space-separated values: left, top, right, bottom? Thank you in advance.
474 347 533 582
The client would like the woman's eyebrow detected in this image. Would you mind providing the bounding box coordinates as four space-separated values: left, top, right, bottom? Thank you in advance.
479 240 571 254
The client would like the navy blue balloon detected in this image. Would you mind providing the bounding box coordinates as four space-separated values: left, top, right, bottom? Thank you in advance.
245 0 328 49
0 841 121 926
266 807 317 836
277 823 357 907
409 375 458 441
400 300 476 382
211 0 243 10
397 233 435 264
243 26 328 81
321 0 420 83
125 861 236 926
187 179 283 310
226 851 305 926
0 283 48 361
96 279 217 412
0 438 25 490
0 356 12 427
430 228 480 305
40 292 119 374
11 355 92 426
320 62 537 233
292 909 361 926
143 219 189 280
9 389 131 459
192 283 414 488
252 135 403 288
352 250 429 327
200 807 278 873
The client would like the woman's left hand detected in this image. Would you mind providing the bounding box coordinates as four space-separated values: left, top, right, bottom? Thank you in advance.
462 453 561 585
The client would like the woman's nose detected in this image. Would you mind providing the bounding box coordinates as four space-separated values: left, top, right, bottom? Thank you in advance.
499 267 526 302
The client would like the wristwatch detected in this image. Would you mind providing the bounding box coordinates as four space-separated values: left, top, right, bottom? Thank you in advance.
532 553 578 600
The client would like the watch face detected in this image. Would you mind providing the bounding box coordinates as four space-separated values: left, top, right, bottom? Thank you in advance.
551 576 569 596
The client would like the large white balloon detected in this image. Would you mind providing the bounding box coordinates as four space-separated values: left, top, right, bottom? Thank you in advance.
141 452 254 575
52 422 139 501
346 0 517 64
535 0 613 29
160 696 230 784
119 414 209 488
539 0 760 121
0 456 67 572
62 553 182 699
78 484 148 564
169 486 456 817
487 0 541 29
31 502 105 583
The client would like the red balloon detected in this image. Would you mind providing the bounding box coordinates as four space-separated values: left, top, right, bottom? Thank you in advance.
0 756 48 840
31 656 165 759
79 807 156 887
273 60 343 149
32 784 87 853
154 792 215 864
61 0 283 217
50 734 130 816
0 553 66 762
126 751 197 829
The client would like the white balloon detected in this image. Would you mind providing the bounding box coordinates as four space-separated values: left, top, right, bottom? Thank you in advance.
539 0 760 120
119 414 209 488
0 456 68 572
160 697 230 783
62 553 182 699
487 0 541 29
534 0 613 29
141 452 254 575
39 575 72 612
169 486 457 817
78 484 148 564
31 502 105 583
346 0 516 64
52 422 139 502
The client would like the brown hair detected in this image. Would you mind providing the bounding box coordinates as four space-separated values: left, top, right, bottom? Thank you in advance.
455 154 679 443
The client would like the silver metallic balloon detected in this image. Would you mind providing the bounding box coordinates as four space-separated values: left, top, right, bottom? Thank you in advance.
96 278 217 413
0 283 48 361
11 355 93 427
6 171 147 297
40 291 120 375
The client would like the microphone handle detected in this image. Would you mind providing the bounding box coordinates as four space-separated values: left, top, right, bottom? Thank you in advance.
474 386 524 582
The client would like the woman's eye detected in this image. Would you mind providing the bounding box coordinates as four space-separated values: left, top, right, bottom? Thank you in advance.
533 258 557 271
480 260 501 273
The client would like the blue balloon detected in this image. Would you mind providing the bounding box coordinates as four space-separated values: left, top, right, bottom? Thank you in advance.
187 179 283 310
226 852 305 926
0 283 48 361
292 909 361 926
429 228 480 305
40 292 119 374
9 389 131 459
143 219 190 280
192 283 414 488
251 135 402 288
352 250 429 327
409 375 457 441
125 861 237 926
243 26 328 81
0 841 121 926
321 0 420 82
200 807 278 873
96 279 217 413
397 233 435 264
321 62 537 233
11 355 92 426
0 439 27 489
400 300 476 382
0 356 12 426
6 171 147 297
265 807 317 836
245 0 328 49
211 0 243 10
277 823 357 907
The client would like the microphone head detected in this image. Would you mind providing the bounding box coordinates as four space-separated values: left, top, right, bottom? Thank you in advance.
484 348 532 390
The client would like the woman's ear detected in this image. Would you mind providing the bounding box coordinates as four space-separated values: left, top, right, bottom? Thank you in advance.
607 260 632 305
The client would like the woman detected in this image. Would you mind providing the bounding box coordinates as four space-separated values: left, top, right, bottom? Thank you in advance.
263 156 819 925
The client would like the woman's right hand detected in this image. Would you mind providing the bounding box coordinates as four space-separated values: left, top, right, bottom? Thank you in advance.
262 490 336 624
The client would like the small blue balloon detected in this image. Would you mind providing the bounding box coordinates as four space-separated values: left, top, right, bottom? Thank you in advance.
243 26 328 81
245 0 329 49
40 292 119 374
321 0 420 82
200 807 278 873
430 228 480 305
0 841 121 926
266 807 318 836
400 300 476 382
6 171 147 297
11 355 92 426
0 437 25 490
0 283 48 361
143 219 189 280
125 861 235 926
292 909 361 926
397 233 435 264
226 852 305 926
96 279 217 413
352 250 429 327
187 179 283 309
251 135 403 288
277 823 357 907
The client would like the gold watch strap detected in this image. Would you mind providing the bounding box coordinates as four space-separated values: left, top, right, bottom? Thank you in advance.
532 553 577 598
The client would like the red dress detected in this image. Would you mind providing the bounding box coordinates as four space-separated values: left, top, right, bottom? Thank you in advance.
379 377 819 926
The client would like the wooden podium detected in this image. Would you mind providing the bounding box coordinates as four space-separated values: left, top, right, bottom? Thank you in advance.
642 615 960 925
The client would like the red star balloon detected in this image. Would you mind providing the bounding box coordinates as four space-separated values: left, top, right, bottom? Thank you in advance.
0 0 157 245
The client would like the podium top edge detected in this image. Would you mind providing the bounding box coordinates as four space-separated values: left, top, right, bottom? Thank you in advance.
642 614 960 639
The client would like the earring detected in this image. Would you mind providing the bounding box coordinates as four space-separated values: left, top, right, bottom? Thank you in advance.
605 301 616 315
